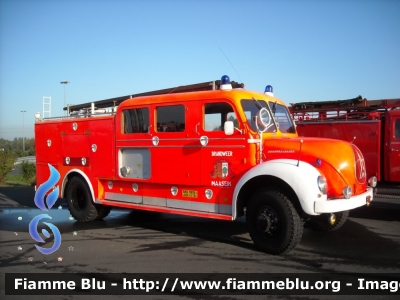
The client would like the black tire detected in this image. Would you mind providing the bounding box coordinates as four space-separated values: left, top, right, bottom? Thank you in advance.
95 205 112 220
66 177 98 222
246 189 303 255
304 211 349 232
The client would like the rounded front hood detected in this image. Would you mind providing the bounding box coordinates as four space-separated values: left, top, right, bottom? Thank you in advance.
264 137 367 197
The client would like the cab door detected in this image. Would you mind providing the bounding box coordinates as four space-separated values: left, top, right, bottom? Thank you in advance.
151 102 197 185
386 110 400 182
199 99 249 214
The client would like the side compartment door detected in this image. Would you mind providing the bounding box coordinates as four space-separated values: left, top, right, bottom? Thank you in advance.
386 111 400 182
35 122 62 187
114 106 153 205
62 121 89 168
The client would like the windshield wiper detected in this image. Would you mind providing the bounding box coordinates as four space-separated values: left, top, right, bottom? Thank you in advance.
271 101 277 115
252 97 263 109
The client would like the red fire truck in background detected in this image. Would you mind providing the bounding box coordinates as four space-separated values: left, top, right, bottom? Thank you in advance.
35 76 375 255
290 96 400 195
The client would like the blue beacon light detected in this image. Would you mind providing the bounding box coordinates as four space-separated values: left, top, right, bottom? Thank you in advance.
220 75 232 90
264 85 274 96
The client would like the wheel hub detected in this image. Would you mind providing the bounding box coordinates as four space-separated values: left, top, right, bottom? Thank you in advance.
256 206 279 237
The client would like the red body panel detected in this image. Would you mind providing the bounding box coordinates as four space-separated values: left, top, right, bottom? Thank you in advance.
35 116 115 199
296 121 381 181
385 110 400 182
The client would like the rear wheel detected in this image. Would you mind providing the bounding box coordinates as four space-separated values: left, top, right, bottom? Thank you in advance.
95 205 112 220
246 189 303 255
66 177 98 222
305 211 349 232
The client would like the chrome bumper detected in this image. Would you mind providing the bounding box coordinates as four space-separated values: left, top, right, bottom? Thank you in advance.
314 187 373 213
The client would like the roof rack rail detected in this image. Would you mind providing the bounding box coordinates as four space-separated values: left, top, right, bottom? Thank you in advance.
290 97 400 112
65 79 245 113
289 97 400 122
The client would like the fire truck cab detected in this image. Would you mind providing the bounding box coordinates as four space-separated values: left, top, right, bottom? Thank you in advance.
35 76 375 255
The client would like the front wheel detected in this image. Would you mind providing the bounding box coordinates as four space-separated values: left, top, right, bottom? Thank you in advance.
246 189 303 255
66 177 98 222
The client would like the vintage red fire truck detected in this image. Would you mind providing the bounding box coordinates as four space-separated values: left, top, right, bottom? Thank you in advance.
35 76 375 255
290 96 400 195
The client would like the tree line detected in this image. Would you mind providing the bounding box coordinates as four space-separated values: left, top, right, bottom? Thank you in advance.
0 138 36 184
0 137 35 156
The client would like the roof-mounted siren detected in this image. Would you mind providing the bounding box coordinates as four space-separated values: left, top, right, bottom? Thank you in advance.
264 85 274 97
220 75 232 90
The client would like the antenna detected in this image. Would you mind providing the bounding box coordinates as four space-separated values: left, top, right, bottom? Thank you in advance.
218 47 242 83
297 139 303 167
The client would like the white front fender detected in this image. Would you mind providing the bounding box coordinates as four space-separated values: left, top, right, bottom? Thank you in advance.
232 159 326 218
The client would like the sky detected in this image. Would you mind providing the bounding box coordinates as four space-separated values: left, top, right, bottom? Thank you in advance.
0 0 399 140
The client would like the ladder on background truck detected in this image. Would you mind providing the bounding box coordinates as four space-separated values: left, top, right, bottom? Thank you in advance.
289 96 400 122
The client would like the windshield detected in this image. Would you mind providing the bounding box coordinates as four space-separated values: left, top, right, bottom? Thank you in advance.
240 99 296 133
241 99 277 133
268 101 296 133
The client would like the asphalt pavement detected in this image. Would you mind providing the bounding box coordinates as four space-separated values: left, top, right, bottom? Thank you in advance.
1 186 399 300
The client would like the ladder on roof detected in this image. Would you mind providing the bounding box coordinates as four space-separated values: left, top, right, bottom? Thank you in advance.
64 79 244 114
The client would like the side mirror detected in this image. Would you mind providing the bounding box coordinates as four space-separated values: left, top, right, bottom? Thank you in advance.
224 121 234 135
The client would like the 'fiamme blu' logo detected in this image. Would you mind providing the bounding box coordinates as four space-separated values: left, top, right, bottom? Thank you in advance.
29 164 62 255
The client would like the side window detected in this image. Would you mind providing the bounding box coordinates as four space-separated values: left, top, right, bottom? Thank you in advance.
204 102 238 131
395 120 400 139
156 105 185 132
122 108 149 134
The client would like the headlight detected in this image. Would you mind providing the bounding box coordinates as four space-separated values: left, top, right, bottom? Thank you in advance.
343 186 352 199
368 176 377 188
317 176 327 194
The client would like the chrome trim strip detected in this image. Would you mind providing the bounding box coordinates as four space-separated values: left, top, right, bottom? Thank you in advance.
143 196 166 206
218 204 232 215
105 192 142 204
101 193 232 215
167 199 231 215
